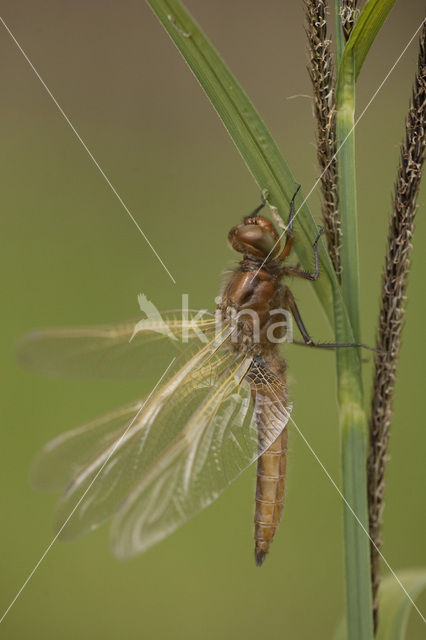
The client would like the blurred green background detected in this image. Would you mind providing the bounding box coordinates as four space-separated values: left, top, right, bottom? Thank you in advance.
1 1 425 638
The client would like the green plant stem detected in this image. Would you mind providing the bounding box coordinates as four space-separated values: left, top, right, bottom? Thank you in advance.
335 4 373 638
336 58 361 344
332 262 372 640
338 393 373 640
334 3 399 636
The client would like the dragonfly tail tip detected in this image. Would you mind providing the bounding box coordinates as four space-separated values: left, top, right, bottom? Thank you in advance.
254 548 266 567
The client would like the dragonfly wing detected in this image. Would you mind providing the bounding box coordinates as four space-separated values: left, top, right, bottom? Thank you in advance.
33 325 290 556
18 310 216 379
110 358 291 558
30 401 143 493
45 328 236 539
247 360 291 450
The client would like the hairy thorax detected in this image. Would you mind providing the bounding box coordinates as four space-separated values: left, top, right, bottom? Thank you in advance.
217 261 287 359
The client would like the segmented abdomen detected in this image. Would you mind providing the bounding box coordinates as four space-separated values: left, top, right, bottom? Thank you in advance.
254 427 288 566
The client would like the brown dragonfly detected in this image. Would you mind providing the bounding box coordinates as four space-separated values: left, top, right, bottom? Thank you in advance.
19 189 362 565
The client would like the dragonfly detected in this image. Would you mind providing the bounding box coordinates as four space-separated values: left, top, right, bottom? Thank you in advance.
19 188 367 566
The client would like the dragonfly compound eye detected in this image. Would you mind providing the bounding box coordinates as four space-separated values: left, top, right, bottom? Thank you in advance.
228 224 280 260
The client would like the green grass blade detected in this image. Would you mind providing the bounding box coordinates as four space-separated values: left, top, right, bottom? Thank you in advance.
333 0 401 636
336 22 373 635
338 402 373 640
146 0 339 322
336 0 397 341
335 5 400 638
336 53 360 343
341 0 397 79
334 568 426 640
377 569 426 639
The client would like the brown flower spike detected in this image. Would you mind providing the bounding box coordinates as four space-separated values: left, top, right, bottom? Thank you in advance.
305 0 341 276
340 0 359 42
367 20 426 631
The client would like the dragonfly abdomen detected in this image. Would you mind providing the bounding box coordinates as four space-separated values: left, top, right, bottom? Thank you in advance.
254 428 288 566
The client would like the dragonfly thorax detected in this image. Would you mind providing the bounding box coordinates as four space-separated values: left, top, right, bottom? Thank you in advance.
218 265 286 357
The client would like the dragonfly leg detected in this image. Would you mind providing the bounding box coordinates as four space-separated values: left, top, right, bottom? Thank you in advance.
282 287 315 345
283 225 324 280
282 287 378 353
278 185 301 260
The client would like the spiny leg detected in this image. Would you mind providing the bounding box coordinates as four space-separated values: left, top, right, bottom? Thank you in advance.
282 287 378 352
282 287 315 346
290 339 379 353
283 226 324 281
279 185 301 260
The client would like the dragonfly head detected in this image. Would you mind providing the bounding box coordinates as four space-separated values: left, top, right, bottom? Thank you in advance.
228 216 282 261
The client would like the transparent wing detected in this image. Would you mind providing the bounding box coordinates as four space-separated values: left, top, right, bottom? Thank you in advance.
34 326 290 557
246 361 291 451
18 310 216 379
111 357 291 558
30 401 143 493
